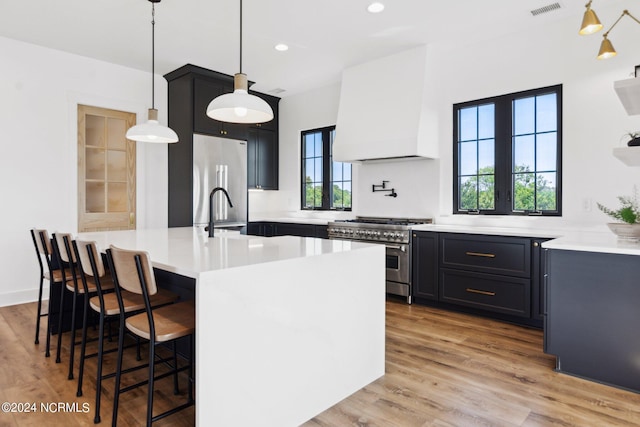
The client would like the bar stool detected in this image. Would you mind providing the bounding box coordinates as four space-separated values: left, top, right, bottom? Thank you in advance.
107 245 195 426
30 228 55 345
33 230 78 358
73 240 178 424
53 232 113 379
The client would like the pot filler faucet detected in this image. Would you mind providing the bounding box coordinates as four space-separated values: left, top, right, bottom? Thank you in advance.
207 187 234 238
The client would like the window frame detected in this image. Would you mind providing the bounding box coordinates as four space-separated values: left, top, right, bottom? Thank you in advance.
300 126 352 211
453 84 562 216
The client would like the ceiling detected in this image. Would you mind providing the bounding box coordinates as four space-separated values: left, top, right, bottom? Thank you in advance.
0 0 623 97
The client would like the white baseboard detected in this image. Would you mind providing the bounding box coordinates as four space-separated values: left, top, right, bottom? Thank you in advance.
0 286 49 308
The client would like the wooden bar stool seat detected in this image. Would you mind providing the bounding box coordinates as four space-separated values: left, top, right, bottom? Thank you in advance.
67 275 114 294
89 288 177 316
125 300 195 342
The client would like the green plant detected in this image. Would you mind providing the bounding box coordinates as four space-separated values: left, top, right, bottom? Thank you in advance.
597 187 640 224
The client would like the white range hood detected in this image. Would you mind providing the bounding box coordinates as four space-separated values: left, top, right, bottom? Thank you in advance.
333 45 438 162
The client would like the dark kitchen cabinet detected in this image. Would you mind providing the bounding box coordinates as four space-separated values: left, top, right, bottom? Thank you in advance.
247 128 278 190
193 78 247 140
440 234 530 278
411 231 438 301
412 231 544 327
531 238 550 321
247 222 328 238
246 222 275 237
164 64 280 227
439 268 531 317
545 248 640 393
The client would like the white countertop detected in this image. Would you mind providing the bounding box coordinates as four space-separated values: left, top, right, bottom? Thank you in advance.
541 231 640 256
411 223 562 238
412 223 640 256
77 227 375 278
246 216 640 256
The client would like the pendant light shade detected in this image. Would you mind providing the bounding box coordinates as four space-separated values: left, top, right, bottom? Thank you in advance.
206 0 274 124
126 0 178 143
597 35 617 59
579 1 603 35
126 108 179 142
206 73 273 123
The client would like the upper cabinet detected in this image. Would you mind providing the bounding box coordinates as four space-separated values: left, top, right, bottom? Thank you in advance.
614 77 640 116
164 64 280 227
193 78 247 140
247 127 278 190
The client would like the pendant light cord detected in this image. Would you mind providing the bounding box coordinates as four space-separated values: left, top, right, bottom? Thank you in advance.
239 0 243 74
151 2 156 109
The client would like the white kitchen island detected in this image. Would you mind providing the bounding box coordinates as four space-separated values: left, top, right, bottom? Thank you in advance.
77 227 386 426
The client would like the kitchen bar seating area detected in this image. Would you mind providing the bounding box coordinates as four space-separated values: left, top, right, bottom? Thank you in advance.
26 229 196 426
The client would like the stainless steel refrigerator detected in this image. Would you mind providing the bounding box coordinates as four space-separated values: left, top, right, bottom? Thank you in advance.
193 134 247 230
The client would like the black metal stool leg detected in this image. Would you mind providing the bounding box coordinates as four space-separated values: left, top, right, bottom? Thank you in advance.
55 281 66 363
111 313 126 427
93 311 106 424
67 289 82 380
173 340 179 395
76 294 91 396
35 275 44 344
147 339 156 426
45 283 54 358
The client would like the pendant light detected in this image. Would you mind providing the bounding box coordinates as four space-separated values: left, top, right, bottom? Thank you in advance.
596 10 640 60
206 0 274 124
126 0 178 143
579 0 603 35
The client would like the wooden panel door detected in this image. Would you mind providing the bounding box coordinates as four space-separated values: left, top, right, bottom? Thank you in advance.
78 105 136 232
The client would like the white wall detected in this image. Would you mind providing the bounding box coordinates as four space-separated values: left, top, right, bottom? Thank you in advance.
258 6 640 232
431 9 640 231
0 36 168 306
249 82 356 221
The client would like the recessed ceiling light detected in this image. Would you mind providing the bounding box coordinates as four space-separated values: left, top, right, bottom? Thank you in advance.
274 43 289 52
367 2 385 13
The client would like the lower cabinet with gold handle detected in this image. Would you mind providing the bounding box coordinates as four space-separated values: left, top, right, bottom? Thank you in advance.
439 268 531 318
412 231 544 327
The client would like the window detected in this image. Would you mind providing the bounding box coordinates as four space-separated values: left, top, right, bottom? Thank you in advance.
453 85 562 216
301 126 352 210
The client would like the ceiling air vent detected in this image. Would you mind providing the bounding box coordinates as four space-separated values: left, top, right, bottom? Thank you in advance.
530 2 561 16
268 88 286 95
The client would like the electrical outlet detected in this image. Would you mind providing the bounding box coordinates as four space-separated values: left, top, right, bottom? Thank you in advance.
582 197 592 212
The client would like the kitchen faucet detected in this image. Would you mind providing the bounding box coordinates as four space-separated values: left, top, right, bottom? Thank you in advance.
207 187 234 238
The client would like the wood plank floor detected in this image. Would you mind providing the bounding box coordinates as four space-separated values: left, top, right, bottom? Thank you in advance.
2 300 640 426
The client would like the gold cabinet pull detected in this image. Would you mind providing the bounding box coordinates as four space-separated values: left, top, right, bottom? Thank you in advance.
465 251 496 258
466 288 496 296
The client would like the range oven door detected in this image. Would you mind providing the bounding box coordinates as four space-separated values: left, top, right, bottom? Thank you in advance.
385 243 410 299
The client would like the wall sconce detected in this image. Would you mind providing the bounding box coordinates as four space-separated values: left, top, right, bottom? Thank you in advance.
579 1 640 59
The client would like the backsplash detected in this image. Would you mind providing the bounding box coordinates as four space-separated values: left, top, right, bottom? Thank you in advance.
355 158 440 219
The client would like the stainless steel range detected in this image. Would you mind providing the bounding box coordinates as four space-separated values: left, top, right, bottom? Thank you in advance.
327 217 433 303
